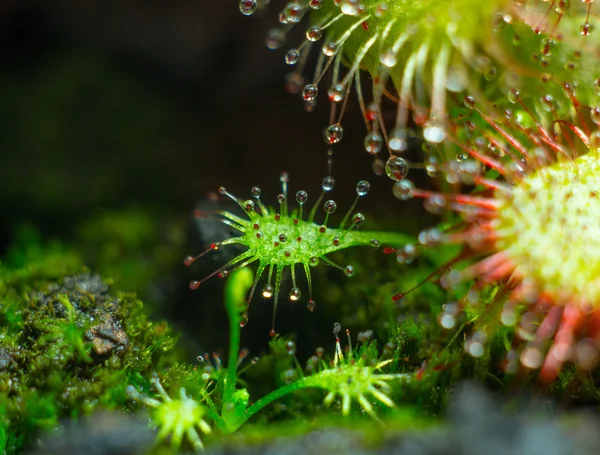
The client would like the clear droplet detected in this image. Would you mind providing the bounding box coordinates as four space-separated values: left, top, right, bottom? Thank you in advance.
324 123 343 144
392 180 415 200
309 256 319 267
580 23 593 36
423 121 445 144
324 200 337 213
508 88 520 104
302 84 318 101
540 94 555 112
344 265 355 277
309 0 323 9
189 280 200 290
340 0 359 15
265 28 285 50
306 25 323 42
262 285 274 298
554 0 570 14
285 48 300 65
307 299 316 312
289 287 301 301
363 131 383 154
540 37 555 56
369 239 380 250
239 0 257 16
380 49 397 67
322 176 335 191
389 128 408 152
355 180 370 196
591 106 600 125
322 41 337 56
281 2 302 23
285 340 296 355
594 78 600 95
385 156 409 181
352 213 365 226
251 186 261 198
492 13 509 31
240 313 249 327
243 200 255 212
327 84 345 102
296 190 308 204
464 95 475 109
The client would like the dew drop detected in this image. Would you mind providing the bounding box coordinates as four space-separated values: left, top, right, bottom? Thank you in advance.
340 0 359 15
344 265 355 277
392 180 415 200
307 299 316 312
594 78 600 96
285 340 296 355
270 329 277 337
189 280 200 290
321 176 335 191
322 41 337 56
327 84 345 102
251 186 261 198
389 128 408 152
277 194 286 204
285 48 300 65
265 28 285 49
306 25 323 42
355 180 370 196
554 0 570 14
492 13 509 31
309 0 323 9
289 287 301 301
240 314 249 327
580 23 593 36
380 49 397 67
309 256 319 267
218 270 229 279
352 213 365 226
262 285 274 298
184 256 194 267
396 244 417 264
302 84 318 101
324 123 344 144
243 200 255 212
369 239 380 250
363 131 383 154
540 94 554 112
324 200 337 213
385 156 409 181
423 121 445 144
591 106 600 125
463 95 475 109
239 0 257 16
296 190 308 204
507 88 520 104
281 2 302 23
540 37 555 56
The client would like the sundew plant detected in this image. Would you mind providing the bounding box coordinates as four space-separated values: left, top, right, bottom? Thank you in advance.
132 0 600 452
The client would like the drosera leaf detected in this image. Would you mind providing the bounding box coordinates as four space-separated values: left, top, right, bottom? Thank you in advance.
186 174 413 335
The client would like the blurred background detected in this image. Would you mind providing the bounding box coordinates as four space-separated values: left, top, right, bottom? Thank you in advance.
0 0 428 358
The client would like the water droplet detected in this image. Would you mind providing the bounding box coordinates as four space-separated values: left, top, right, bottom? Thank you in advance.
580 22 593 36
363 131 383 154
302 84 318 101
396 244 417 263
380 49 397 67
239 0 257 15
418 227 442 246
243 200 255 212
322 176 335 191
463 96 475 109
285 340 296 354
389 128 408 152
540 37 555 56
307 299 316 312
190 280 200 290
285 48 300 65
324 200 337 213
262 285 274 298
540 94 555 112
355 180 370 196
296 190 308 205
251 186 261 198
310 0 323 9
369 239 380 250
270 329 276 337
423 121 445 143
594 78 600 95
508 88 520 104
344 265 355 277
327 84 345 102
385 156 409 181
218 270 229 279
485 67 497 81
240 314 249 327
289 287 301 301
591 106 600 125
282 368 297 384
322 41 337 56
392 180 415 200
265 28 285 49
281 2 302 23
324 123 343 144
306 25 323 42
277 194 286 204
352 213 365 226
554 0 570 14
492 13 509 31
309 256 319 267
